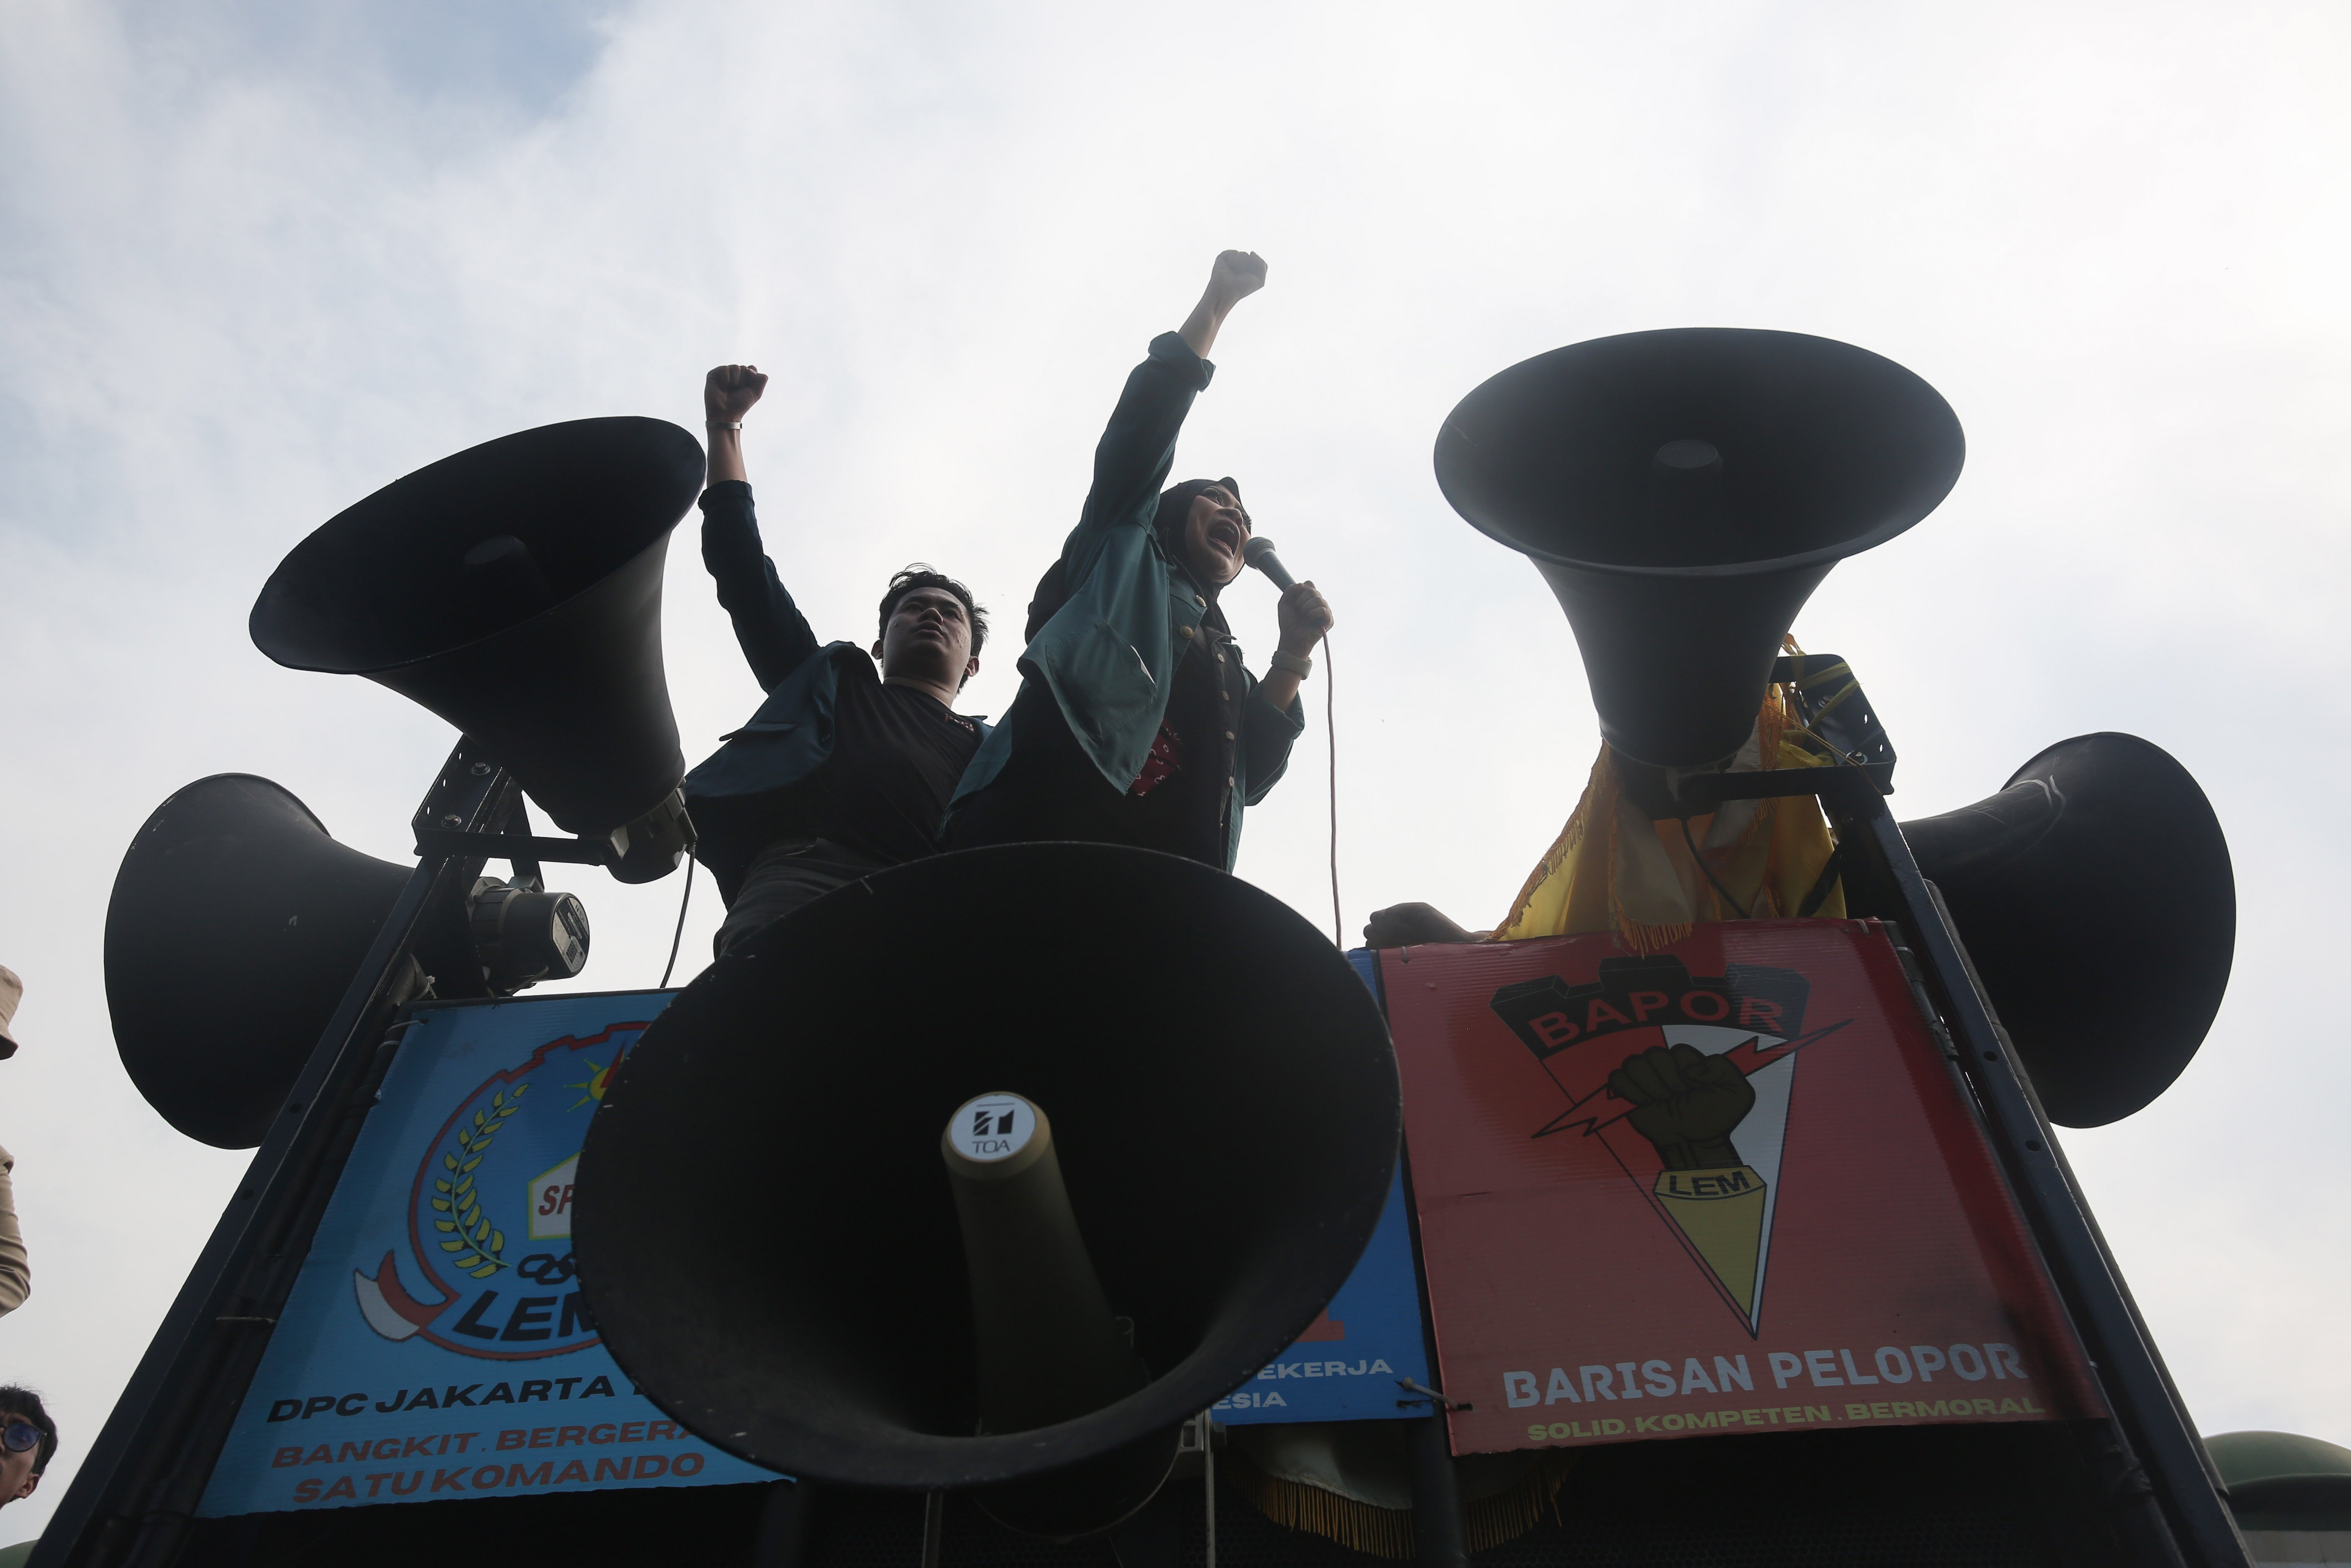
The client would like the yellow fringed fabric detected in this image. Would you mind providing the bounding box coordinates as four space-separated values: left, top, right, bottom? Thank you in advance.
1226 1464 1414 1559
1463 1455 1576 1553
1223 1448 1578 1559
1492 656 1846 949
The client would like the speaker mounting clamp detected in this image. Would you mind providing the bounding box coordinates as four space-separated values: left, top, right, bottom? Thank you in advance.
1669 653 1898 809
413 824 626 869
412 784 693 885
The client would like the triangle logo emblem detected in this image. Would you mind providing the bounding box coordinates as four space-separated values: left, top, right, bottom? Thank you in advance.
1497 956 1847 1336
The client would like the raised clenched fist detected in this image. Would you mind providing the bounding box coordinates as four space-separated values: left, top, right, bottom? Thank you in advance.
1608 1043 1755 1171
704 363 768 425
1207 250 1268 309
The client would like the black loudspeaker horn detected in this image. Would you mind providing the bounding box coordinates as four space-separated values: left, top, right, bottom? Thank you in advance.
1435 329 1965 767
573 844 1400 1535
250 418 705 875
105 775 412 1149
1902 733 2235 1127
105 775 595 1148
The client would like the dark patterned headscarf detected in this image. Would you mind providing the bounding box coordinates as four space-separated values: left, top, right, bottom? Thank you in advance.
1024 477 1244 644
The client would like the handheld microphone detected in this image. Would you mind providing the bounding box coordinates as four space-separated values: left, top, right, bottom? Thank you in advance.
1241 535 1297 591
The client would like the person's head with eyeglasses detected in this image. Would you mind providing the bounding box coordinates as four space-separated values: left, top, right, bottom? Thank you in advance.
0 1385 55 1508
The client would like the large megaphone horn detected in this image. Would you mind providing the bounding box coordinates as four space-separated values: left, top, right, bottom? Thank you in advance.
1435 328 1964 768
1902 733 2235 1127
249 417 706 881
105 775 588 1147
573 844 1400 1540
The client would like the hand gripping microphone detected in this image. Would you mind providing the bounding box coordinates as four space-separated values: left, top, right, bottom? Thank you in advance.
1241 535 1297 590
1241 533 1343 950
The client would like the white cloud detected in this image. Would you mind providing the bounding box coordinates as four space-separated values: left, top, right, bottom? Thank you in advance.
2 0 2347 1542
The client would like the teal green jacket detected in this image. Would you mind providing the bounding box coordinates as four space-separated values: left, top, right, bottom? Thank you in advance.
950 332 1303 869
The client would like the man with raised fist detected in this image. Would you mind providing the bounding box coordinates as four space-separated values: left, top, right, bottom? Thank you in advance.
684 367 992 957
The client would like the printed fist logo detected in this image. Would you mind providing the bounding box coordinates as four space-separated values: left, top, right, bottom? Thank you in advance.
1491 957 1847 1332
1610 1042 1770 1318
1611 1043 1756 1172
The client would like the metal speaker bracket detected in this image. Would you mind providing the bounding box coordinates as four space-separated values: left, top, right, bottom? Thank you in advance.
1671 652 1896 808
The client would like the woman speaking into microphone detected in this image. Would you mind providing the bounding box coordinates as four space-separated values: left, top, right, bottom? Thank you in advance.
944 250 1333 870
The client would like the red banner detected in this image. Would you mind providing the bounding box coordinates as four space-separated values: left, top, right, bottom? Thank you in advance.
1382 919 2102 1455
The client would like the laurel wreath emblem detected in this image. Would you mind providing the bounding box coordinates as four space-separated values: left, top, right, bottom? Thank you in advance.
431 1084 528 1278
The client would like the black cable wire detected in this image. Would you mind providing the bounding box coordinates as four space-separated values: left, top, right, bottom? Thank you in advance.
659 855 695 989
1678 814 1752 921
1324 632 1339 948
1797 843 1845 917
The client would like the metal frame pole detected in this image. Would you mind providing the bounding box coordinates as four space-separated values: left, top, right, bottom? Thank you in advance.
1826 780 2251 1568
918 1491 945 1568
1405 1415 1469 1568
32 743 514 1568
1200 1413 1216 1568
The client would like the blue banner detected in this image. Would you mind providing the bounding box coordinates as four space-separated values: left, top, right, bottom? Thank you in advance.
199 955 1432 1514
1210 1169 1432 1424
1212 949 1432 1424
198 992 777 1517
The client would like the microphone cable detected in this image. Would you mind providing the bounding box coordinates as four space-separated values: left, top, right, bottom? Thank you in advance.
1323 632 1340 948
659 856 695 989
1241 536 1339 944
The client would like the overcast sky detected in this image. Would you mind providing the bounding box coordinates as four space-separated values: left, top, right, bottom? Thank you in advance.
4 0 2348 1545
